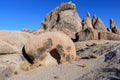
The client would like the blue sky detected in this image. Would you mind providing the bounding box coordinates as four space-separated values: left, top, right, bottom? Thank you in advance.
0 0 120 30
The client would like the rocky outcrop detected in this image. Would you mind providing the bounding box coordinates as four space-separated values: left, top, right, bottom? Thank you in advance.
21 28 30 32
39 2 120 41
40 2 82 38
75 13 98 41
0 31 34 53
77 43 120 80
93 17 107 32
99 32 120 40
92 15 97 26
77 27 98 41
110 19 120 34
1 2 120 80
82 12 93 30
22 31 76 65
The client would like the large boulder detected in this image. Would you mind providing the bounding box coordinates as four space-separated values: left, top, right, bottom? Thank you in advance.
0 30 34 53
40 2 82 38
22 31 76 65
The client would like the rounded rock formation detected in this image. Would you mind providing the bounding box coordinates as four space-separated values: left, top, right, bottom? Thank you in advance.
22 31 76 65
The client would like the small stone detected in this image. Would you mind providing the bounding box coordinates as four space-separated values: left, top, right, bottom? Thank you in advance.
54 76 59 79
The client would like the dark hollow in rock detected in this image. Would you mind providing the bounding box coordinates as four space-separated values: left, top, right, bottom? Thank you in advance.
22 46 34 64
71 32 79 42
22 32 76 65
50 49 61 64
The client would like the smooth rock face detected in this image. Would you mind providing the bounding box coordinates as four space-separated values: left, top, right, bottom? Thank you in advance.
40 2 82 38
41 52 58 66
0 31 34 53
93 18 107 32
23 31 76 65
0 40 18 54
0 30 34 79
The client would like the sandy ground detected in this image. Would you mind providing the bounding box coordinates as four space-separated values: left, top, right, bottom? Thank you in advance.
6 57 105 80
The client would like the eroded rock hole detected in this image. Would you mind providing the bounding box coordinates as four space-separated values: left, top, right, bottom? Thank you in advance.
50 49 61 64
22 46 34 64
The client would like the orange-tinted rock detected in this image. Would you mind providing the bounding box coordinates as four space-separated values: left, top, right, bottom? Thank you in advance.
22 31 76 65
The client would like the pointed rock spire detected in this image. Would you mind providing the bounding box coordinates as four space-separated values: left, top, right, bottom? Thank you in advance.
93 14 97 19
110 18 119 34
82 12 93 30
86 12 91 18
92 14 97 25
93 17 107 32
110 18 115 29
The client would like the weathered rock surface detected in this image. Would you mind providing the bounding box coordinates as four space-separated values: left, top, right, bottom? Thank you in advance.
76 43 120 80
0 1 120 80
93 17 107 32
77 27 98 41
0 40 18 54
99 32 120 40
23 31 76 65
39 2 120 41
76 41 120 58
0 31 34 79
40 2 82 38
0 54 25 79
110 19 120 34
92 15 97 26
7 41 120 80
0 30 34 53
82 12 93 30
